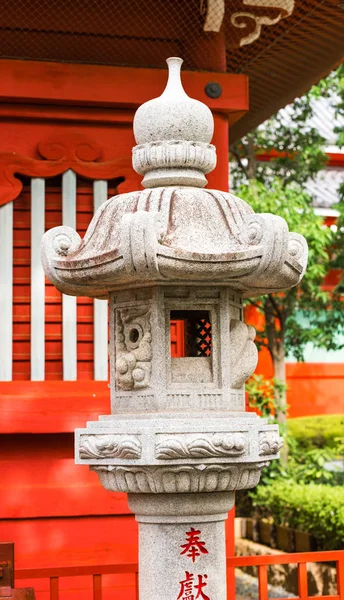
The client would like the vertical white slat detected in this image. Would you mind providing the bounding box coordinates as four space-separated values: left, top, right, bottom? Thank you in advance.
93 180 109 380
31 178 45 381
0 202 13 380
62 170 77 380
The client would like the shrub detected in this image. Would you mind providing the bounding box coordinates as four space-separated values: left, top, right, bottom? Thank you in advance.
287 414 344 450
251 480 344 550
287 446 343 486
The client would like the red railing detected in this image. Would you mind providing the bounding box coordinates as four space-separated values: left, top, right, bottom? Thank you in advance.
227 551 344 600
15 550 344 600
15 563 139 600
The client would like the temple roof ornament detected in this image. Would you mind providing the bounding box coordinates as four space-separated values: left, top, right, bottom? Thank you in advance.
231 0 295 46
42 57 307 299
203 0 295 46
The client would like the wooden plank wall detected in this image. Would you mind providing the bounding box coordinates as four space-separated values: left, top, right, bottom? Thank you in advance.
0 201 13 380
10 176 111 381
31 178 45 380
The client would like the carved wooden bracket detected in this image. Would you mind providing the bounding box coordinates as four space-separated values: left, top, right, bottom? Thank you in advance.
203 0 295 46
230 0 295 47
0 133 133 206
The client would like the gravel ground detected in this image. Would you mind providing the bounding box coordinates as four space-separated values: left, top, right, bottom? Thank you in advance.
235 568 297 599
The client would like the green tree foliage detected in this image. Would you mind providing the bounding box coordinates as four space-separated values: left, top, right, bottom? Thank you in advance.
236 415 344 521
240 180 342 364
311 63 344 147
231 66 344 421
231 105 328 190
324 65 344 286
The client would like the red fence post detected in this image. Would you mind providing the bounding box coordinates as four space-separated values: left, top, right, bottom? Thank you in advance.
49 577 59 600
93 574 102 600
298 562 308 600
258 564 269 600
337 555 344 600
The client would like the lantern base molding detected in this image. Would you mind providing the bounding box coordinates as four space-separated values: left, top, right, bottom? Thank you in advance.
75 413 282 493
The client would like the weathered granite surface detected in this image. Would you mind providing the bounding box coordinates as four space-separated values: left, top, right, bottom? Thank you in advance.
42 57 307 600
41 185 307 298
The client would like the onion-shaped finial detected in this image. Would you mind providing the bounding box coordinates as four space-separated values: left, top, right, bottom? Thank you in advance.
132 57 216 188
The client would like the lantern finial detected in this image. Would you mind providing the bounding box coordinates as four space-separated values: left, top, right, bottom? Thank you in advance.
132 57 217 188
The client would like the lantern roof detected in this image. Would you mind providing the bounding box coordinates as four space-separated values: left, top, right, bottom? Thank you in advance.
42 58 308 299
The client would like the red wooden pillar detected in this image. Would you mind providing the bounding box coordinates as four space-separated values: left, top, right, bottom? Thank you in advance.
207 113 229 192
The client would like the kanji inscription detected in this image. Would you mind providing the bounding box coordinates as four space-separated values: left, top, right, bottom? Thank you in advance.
180 527 209 562
177 572 210 600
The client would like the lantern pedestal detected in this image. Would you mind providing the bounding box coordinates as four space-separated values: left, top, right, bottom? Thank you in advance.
128 493 234 600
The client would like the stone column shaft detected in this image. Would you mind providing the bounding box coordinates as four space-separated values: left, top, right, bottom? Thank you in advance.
129 493 234 600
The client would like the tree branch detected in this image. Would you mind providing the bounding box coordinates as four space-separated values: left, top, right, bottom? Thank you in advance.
267 294 283 321
247 135 256 181
246 299 264 312
265 307 278 361
230 145 249 180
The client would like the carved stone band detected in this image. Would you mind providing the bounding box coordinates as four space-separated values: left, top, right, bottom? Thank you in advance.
79 434 141 460
155 432 247 459
93 463 268 494
132 140 216 175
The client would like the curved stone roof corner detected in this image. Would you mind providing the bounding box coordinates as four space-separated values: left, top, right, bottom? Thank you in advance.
41 57 308 299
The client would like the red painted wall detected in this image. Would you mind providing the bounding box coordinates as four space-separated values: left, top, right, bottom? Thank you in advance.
286 363 344 417
248 311 344 418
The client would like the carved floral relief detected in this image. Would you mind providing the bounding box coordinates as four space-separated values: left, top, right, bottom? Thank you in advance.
259 432 283 456
230 320 258 388
155 432 247 459
79 434 141 459
115 306 152 390
0 132 132 208
93 463 263 493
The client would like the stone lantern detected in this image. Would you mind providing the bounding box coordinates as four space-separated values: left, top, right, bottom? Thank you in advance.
42 58 307 600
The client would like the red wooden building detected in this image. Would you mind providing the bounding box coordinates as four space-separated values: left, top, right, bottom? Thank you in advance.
0 1 343 597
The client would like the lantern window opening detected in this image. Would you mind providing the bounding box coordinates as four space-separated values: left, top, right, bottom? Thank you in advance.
170 310 212 358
